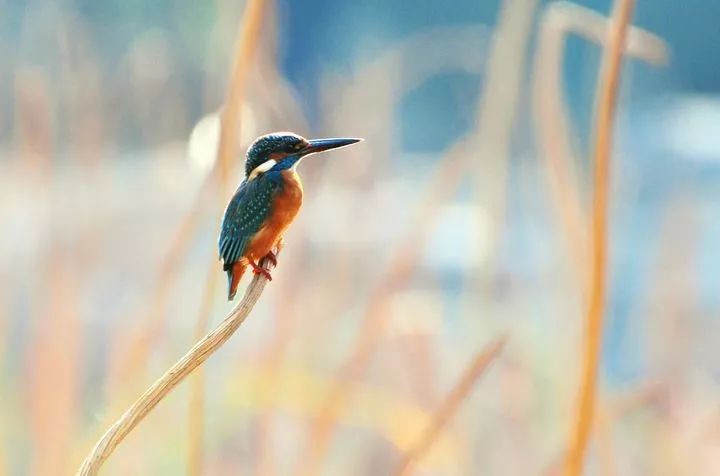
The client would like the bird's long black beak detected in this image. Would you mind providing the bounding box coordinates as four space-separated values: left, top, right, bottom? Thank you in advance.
302 137 362 156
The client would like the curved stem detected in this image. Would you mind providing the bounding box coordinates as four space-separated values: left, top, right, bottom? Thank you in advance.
76 259 274 476
564 1 635 474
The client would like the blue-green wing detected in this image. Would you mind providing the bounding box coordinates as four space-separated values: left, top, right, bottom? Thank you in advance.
218 177 278 269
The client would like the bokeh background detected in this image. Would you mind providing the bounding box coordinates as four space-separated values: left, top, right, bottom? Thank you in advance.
2 0 719 474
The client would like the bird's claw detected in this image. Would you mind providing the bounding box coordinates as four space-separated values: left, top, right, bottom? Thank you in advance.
265 251 278 267
249 260 273 281
253 268 273 281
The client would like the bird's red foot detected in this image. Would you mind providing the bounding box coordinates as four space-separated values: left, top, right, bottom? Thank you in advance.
265 251 278 267
249 260 273 281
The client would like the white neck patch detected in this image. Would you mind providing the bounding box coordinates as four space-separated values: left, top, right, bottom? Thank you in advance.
248 159 277 180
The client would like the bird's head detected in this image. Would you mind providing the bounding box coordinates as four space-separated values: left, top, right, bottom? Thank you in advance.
245 132 362 180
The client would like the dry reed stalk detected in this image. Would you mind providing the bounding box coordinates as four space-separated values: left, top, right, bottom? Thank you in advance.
76 258 275 476
216 0 268 183
55 16 107 170
393 335 507 476
247 0 310 136
14 69 52 177
397 332 440 409
533 1 667 285
27 255 81 475
16 63 82 472
563 1 635 474
533 6 667 475
470 0 537 264
533 8 589 283
544 2 666 63
185 0 269 472
106 0 269 402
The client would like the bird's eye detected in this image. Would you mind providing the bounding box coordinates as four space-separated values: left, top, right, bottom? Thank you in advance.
293 142 304 151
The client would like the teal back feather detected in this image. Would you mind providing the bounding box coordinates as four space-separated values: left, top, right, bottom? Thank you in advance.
218 176 280 267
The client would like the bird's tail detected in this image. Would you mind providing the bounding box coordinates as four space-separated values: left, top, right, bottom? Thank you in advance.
226 262 247 301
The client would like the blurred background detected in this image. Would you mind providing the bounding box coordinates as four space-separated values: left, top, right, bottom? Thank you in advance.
2 0 719 474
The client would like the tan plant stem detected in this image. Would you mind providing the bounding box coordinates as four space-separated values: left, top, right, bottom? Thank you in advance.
563 1 635 474
76 259 274 476
532 0 667 289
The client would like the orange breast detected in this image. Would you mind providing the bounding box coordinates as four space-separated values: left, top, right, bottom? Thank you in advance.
245 170 303 260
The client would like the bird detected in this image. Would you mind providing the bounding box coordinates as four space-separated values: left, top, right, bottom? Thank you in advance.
218 131 362 300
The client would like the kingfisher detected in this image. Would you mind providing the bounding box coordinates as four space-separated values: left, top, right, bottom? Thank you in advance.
218 132 362 300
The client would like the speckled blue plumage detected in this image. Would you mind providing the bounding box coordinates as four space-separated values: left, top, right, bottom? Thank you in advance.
218 174 282 270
